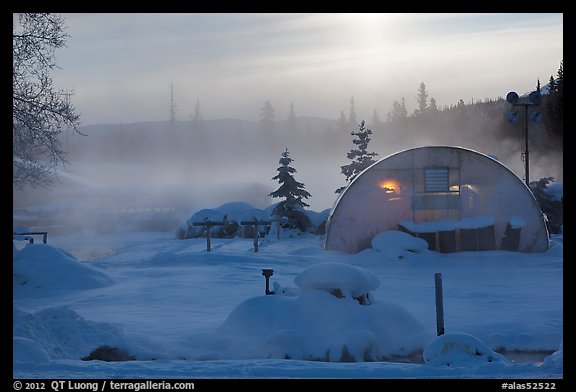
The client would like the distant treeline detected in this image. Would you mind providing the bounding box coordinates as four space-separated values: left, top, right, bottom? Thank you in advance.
63 61 563 182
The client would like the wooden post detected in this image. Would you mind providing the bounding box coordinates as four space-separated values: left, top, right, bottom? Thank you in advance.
277 219 280 240
254 219 260 253
191 220 225 252
435 273 445 336
13 231 48 244
206 222 211 252
240 219 271 252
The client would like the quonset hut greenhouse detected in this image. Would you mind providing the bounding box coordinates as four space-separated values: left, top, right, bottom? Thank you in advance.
324 146 549 254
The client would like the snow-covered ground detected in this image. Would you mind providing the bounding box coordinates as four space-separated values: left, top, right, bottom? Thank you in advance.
13 208 563 380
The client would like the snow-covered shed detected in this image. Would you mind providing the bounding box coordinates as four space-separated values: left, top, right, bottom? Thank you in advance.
324 146 549 254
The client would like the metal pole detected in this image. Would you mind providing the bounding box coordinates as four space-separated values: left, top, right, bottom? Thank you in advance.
262 269 274 295
434 273 445 336
524 104 530 186
254 222 259 253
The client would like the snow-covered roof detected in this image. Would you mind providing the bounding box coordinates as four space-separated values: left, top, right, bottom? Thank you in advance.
293 262 379 298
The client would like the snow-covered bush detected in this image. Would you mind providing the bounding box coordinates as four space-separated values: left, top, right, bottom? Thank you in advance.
236 208 272 238
216 262 430 362
181 208 226 239
179 200 330 240
530 177 563 234
294 262 379 304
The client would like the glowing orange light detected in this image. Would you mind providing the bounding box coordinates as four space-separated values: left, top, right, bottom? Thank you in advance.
379 180 399 194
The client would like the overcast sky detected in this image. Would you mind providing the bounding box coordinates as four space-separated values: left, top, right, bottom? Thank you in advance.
51 13 563 126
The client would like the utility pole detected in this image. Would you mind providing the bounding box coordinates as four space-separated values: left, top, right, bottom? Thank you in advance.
506 90 542 187
169 82 177 124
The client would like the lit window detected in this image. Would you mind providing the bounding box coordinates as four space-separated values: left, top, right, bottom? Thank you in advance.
379 180 399 194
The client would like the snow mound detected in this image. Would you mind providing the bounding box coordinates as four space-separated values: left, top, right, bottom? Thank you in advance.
13 306 135 363
217 289 429 362
216 201 256 221
294 262 379 299
237 208 271 223
13 243 114 293
216 201 255 213
542 340 562 369
372 230 428 253
423 332 509 367
209 263 429 362
187 208 225 225
370 230 430 262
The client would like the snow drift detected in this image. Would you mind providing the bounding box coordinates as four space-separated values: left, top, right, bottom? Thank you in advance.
13 243 114 294
13 306 135 363
213 262 431 362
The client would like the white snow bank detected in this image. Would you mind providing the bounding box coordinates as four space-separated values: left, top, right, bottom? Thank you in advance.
294 262 379 299
187 208 225 225
423 332 509 367
371 230 429 262
542 340 563 369
237 208 271 223
216 201 256 221
216 289 430 362
13 306 135 363
372 231 429 253
204 262 430 363
13 243 114 294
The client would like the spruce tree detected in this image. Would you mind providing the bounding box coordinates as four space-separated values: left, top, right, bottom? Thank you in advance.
336 120 378 194
348 96 357 128
269 148 312 231
337 110 347 132
387 99 408 122
191 98 204 131
543 60 563 139
414 82 429 116
287 102 297 131
260 100 275 132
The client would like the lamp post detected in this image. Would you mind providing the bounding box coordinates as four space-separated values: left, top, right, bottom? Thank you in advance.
506 90 542 187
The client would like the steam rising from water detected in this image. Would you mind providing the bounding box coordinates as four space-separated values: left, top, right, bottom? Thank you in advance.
13 113 562 238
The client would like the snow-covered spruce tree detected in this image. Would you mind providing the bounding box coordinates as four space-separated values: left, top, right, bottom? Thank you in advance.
336 120 378 194
269 148 312 231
